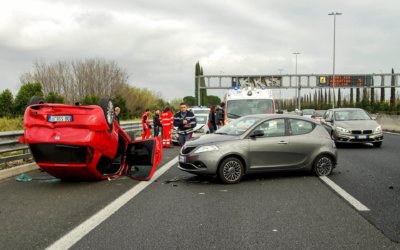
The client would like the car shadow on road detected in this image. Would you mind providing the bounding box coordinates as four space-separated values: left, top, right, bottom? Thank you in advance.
336 143 380 149
160 171 314 186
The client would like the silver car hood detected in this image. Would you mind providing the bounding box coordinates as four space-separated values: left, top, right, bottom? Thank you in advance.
187 133 239 146
335 120 379 130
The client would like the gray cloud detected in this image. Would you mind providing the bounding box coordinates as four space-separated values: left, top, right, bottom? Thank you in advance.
0 0 399 101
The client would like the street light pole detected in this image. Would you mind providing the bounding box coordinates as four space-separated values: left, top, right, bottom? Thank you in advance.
293 52 300 110
329 11 342 109
278 69 284 110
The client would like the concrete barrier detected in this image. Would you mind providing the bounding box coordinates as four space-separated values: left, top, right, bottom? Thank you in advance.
0 163 38 180
377 114 400 133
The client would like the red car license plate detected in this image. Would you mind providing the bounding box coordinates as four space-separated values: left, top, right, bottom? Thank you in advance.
48 115 73 122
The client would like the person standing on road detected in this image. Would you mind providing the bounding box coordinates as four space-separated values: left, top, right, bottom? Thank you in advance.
141 109 151 140
153 110 162 137
160 107 174 147
173 103 196 146
208 105 217 133
215 102 225 129
114 106 121 125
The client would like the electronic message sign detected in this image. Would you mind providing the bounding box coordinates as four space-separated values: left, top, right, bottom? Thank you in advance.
318 75 372 87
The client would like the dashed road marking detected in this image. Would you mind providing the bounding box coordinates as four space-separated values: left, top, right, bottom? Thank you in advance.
320 176 370 212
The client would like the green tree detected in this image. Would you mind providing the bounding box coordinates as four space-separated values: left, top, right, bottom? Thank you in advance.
113 95 129 120
183 96 196 107
194 62 201 104
169 98 183 111
81 95 100 105
45 92 64 103
206 95 221 106
337 88 341 107
199 67 207 106
350 88 354 106
356 88 361 106
390 68 396 110
14 82 43 116
370 87 375 106
0 89 14 117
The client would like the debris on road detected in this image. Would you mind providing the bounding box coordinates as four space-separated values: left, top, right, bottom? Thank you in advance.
15 174 32 182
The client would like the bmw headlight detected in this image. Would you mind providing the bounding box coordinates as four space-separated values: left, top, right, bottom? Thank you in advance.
335 126 350 133
375 126 382 133
194 145 219 154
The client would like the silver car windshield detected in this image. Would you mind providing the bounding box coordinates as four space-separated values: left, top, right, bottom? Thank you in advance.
334 110 371 121
215 116 261 136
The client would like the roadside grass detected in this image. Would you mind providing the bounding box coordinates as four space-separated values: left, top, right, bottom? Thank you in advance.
0 118 23 132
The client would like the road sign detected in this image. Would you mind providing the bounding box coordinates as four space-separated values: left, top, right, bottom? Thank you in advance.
318 75 373 87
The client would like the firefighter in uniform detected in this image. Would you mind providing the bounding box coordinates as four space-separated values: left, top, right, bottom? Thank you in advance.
141 109 151 140
160 107 174 147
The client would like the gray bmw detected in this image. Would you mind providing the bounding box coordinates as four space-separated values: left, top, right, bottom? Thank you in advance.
178 114 338 184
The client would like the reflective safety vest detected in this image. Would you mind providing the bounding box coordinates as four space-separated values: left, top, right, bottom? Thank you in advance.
160 111 174 126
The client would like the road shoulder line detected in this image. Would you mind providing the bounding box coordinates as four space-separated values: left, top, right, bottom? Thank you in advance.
319 176 370 212
46 156 178 250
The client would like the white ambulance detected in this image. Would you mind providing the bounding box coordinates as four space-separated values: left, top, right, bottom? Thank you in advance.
224 86 276 123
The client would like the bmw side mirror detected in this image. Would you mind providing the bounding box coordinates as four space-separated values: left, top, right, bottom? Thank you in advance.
250 130 264 138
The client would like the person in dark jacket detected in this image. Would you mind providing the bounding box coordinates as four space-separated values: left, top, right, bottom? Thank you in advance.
153 110 162 137
215 102 225 129
173 102 197 146
208 105 217 133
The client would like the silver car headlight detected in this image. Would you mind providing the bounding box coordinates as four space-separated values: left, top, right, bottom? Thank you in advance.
375 126 382 133
335 126 350 133
194 145 219 154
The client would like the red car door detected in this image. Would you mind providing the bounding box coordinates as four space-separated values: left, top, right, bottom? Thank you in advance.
124 136 163 181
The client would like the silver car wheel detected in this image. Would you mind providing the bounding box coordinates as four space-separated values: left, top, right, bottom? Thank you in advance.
218 157 244 184
223 161 241 181
313 156 333 176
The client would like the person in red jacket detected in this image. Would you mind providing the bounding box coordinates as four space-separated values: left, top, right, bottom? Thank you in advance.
160 107 174 147
141 109 151 140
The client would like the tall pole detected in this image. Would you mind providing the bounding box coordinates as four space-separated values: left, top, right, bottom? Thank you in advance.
293 52 300 110
329 11 342 109
278 69 284 110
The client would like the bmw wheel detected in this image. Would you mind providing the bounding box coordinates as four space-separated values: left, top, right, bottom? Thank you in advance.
312 155 334 176
99 97 114 132
218 157 244 184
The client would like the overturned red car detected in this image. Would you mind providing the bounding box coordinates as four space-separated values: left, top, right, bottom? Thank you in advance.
19 97 162 181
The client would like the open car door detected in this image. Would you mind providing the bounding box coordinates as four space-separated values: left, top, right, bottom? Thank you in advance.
125 136 162 181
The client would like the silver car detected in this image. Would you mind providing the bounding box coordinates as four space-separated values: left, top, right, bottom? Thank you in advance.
321 108 383 147
178 114 338 184
172 114 209 143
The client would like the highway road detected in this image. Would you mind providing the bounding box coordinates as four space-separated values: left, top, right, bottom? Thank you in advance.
0 133 399 249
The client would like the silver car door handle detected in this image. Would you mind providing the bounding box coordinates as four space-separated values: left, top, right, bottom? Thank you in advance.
278 141 288 144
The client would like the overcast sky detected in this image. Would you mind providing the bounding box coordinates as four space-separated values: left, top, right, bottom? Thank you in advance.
0 0 399 101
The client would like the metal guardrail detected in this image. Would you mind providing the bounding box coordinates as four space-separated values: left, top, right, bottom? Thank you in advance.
0 121 146 166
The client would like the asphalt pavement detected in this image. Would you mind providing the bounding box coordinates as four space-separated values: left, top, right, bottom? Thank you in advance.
71 163 396 249
1 134 400 249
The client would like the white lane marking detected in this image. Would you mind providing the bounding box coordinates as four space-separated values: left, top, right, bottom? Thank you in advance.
46 157 178 250
319 176 370 212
